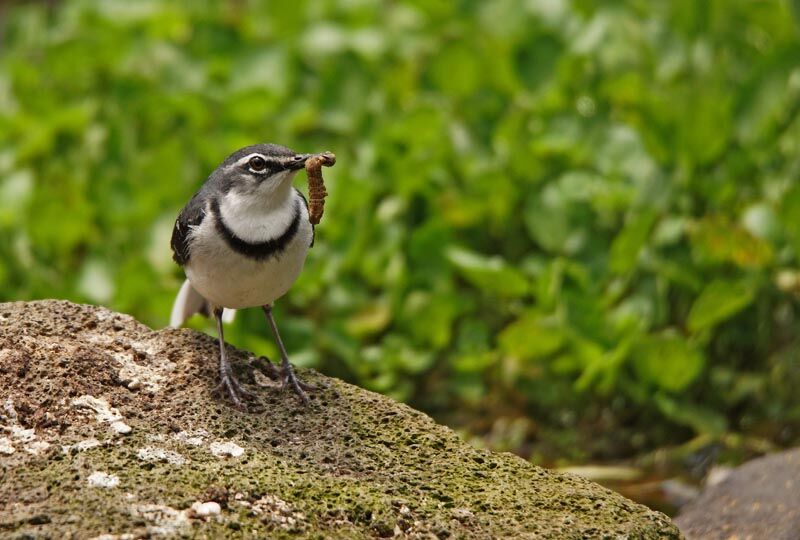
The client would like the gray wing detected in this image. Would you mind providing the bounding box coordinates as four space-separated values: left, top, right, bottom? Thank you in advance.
170 192 207 266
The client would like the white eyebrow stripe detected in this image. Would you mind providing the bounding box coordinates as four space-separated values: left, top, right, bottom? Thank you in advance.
232 153 269 168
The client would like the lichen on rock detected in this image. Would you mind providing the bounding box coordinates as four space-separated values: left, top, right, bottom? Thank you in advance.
0 300 681 538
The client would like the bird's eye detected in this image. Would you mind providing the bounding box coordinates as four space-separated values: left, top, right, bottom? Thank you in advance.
248 156 267 172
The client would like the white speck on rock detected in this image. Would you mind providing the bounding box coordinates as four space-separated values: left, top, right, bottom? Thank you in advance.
71 395 122 422
131 504 193 536
10 425 35 443
249 494 306 530
210 441 244 458
71 395 132 435
190 501 221 517
137 446 186 466
172 429 208 447
93 309 114 322
0 437 15 454
2 399 51 455
62 438 102 454
25 440 51 455
112 350 166 394
88 471 120 488
451 507 474 521
4 398 19 421
129 340 160 359
111 421 132 434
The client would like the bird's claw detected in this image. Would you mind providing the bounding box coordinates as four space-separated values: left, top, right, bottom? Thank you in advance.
282 371 309 405
243 355 319 405
215 378 256 411
234 356 320 407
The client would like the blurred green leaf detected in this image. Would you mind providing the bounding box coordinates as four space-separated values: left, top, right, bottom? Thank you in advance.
690 216 773 268
632 331 705 392
446 246 528 298
610 210 657 273
688 279 755 333
427 43 481 98
524 184 589 255
499 311 566 361
345 300 392 339
400 290 459 349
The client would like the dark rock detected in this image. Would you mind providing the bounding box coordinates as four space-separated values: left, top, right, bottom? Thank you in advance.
675 447 800 540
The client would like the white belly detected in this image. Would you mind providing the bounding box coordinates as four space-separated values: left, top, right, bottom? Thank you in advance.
184 207 313 310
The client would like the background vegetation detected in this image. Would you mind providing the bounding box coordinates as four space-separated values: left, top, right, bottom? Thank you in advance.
2 0 800 484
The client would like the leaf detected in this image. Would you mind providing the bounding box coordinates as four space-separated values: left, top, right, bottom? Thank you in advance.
632 331 705 392
609 210 657 273
690 215 773 268
446 246 528 298
400 290 459 349
427 42 481 98
524 185 589 255
574 337 630 394
345 300 392 339
688 279 755 333
498 312 566 361
676 88 732 166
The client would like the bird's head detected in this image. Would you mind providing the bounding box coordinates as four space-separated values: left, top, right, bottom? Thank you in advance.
213 143 313 201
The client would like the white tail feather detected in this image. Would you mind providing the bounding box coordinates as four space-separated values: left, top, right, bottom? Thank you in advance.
222 308 236 324
170 279 206 327
169 279 236 327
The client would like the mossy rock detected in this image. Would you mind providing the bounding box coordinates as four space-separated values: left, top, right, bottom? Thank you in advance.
0 300 680 539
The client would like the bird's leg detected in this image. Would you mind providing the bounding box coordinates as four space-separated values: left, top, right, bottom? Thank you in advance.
262 304 316 404
214 307 255 408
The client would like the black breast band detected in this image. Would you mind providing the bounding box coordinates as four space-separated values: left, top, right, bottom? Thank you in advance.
210 197 301 261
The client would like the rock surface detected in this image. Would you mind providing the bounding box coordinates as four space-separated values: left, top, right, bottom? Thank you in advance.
675 447 800 540
0 300 680 539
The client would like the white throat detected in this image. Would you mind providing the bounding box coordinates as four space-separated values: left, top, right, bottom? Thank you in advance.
217 178 297 243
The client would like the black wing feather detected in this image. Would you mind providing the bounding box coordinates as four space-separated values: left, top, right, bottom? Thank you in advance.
170 193 206 266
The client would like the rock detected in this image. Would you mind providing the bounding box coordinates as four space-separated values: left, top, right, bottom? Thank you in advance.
190 501 221 518
0 300 680 538
675 447 800 539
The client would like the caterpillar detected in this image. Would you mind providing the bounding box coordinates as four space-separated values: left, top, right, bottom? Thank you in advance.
305 151 336 225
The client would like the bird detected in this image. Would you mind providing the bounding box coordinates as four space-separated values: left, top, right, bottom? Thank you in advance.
169 143 326 407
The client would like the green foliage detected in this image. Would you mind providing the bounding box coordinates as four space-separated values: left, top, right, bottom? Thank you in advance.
2 0 800 460
631 332 704 393
688 279 755 333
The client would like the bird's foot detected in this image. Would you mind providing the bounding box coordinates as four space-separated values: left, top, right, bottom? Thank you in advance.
248 355 320 405
281 362 318 405
281 364 317 405
215 369 257 411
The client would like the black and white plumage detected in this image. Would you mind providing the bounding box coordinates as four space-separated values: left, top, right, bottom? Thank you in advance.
169 143 322 407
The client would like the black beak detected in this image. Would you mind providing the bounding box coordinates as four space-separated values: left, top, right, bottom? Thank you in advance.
287 153 312 171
